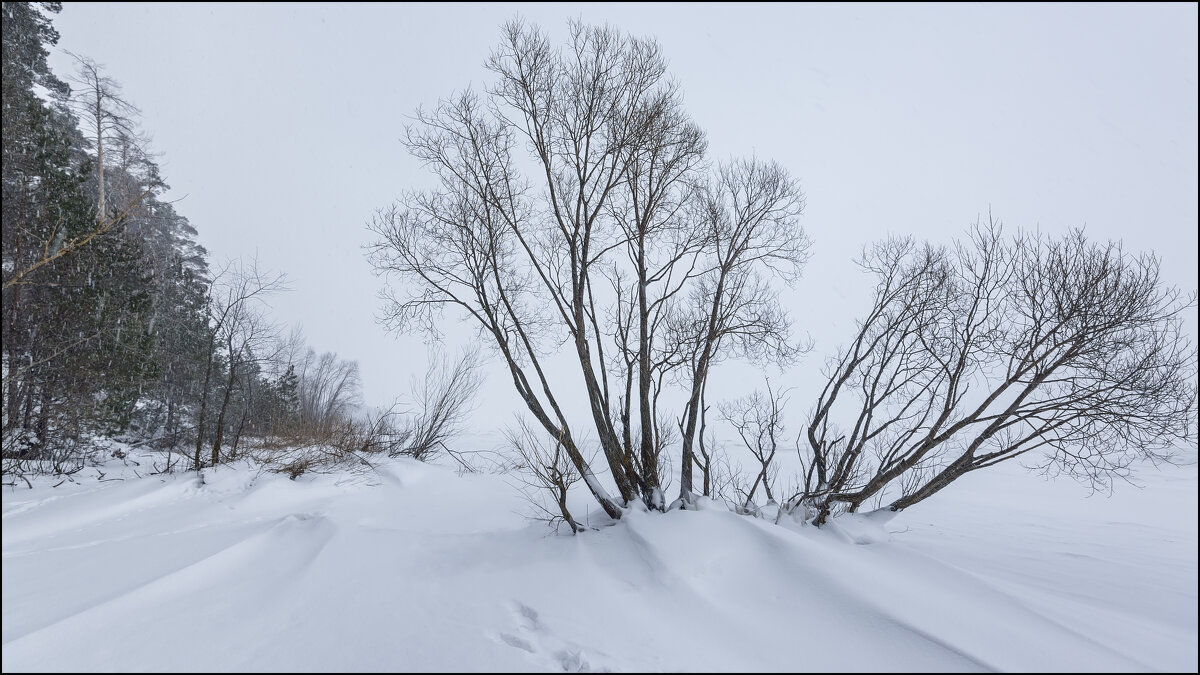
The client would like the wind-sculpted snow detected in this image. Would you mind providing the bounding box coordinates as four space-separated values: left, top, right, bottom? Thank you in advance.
2 453 1196 672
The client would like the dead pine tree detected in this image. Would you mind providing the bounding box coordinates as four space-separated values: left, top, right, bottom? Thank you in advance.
65 53 141 223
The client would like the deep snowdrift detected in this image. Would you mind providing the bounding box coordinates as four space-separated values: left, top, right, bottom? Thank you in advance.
2 450 1196 672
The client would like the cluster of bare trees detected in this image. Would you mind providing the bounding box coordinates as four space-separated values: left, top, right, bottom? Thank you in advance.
369 19 809 522
269 331 365 438
776 221 1194 523
192 259 287 469
370 19 1196 528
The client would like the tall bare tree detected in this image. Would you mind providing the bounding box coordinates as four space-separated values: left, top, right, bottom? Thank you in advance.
65 52 140 223
605 79 708 508
674 159 810 506
3 54 153 293
210 296 280 465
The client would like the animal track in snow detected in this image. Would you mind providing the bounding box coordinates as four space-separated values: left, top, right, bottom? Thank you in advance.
494 600 611 672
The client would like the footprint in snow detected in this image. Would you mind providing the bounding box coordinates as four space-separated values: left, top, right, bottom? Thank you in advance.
493 601 611 672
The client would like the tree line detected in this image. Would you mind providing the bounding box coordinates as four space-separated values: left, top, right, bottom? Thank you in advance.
1 2 423 481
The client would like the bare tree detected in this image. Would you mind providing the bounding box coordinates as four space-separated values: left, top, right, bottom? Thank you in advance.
229 361 259 459
193 258 286 471
720 380 790 513
210 299 281 465
368 19 810 520
3 55 158 295
605 75 708 509
65 53 140 223
674 159 810 506
792 219 1197 524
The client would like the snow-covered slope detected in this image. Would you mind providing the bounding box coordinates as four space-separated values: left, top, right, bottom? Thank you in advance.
2 452 1196 672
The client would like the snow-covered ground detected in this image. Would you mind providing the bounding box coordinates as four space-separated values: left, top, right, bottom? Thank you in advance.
2 448 1196 672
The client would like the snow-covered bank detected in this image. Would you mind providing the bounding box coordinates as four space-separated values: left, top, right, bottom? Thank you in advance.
3 452 1196 672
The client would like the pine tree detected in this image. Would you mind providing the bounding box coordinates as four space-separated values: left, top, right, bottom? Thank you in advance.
3 3 185 466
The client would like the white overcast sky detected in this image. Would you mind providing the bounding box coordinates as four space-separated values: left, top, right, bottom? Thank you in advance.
45 2 1198 429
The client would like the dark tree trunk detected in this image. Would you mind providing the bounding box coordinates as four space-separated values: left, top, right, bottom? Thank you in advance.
193 335 215 471
211 348 237 467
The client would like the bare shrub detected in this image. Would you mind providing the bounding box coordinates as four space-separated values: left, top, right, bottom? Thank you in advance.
507 417 586 534
243 347 480 478
252 403 410 477
400 349 483 462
